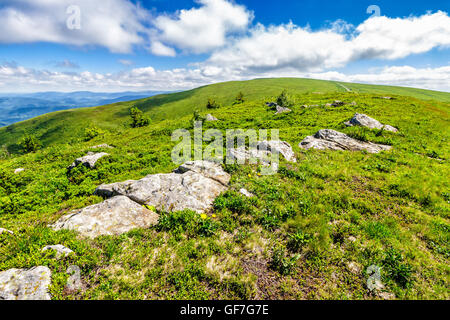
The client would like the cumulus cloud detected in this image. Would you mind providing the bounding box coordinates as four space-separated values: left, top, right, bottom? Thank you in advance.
1 62 449 93
153 0 253 54
206 11 450 74
0 0 151 53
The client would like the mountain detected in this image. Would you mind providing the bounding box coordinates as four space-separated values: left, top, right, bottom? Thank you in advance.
0 78 449 300
0 90 169 127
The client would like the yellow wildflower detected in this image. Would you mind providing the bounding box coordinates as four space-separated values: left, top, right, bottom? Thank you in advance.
200 213 207 219
212 214 217 218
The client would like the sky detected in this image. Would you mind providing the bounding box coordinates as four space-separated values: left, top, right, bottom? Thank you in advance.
0 0 449 93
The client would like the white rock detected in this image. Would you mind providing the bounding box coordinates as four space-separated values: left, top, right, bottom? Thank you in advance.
66 265 82 292
14 168 25 174
345 113 398 132
51 195 159 238
0 228 14 235
90 144 113 149
42 245 74 259
0 266 52 300
299 129 391 154
95 161 230 213
239 188 254 198
205 114 219 121
257 140 297 163
347 262 361 274
68 152 109 170
275 105 291 114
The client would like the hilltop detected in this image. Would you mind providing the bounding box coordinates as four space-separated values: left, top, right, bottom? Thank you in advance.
0 78 449 300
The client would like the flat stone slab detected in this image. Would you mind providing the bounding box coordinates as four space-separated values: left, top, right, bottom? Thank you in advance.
299 129 391 153
345 113 398 132
0 266 52 300
95 161 230 213
51 195 159 238
68 152 109 170
42 245 74 259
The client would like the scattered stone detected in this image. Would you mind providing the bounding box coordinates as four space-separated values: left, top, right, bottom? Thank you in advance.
299 129 391 154
378 291 396 300
95 161 230 213
301 105 309 108
0 228 14 235
51 195 159 238
14 168 25 174
257 140 297 163
348 236 357 242
66 265 82 292
0 266 52 300
350 101 357 106
381 96 393 100
345 113 398 132
239 188 254 198
325 103 332 107
42 245 74 259
68 152 109 170
347 262 361 274
90 144 113 149
366 265 383 292
275 105 292 114
331 100 345 107
205 114 219 121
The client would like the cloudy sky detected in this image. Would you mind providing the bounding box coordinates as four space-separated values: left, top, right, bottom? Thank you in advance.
0 0 449 93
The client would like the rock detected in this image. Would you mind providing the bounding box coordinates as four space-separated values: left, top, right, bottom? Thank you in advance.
275 105 292 114
331 100 345 107
205 114 218 121
350 101 357 106
348 236 357 242
90 144 113 149
95 161 230 213
257 140 297 163
14 168 24 174
366 265 383 292
66 265 82 292
0 266 52 300
347 262 361 274
68 152 109 170
42 245 74 259
299 129 391 153
0 228 14 235
381 96 393 100
345 113 398 132
51 195 159 238
378 291 396 300
239 188 254 198
228 146 278 171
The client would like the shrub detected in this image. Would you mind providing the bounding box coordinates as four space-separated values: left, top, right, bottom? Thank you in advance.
234 92 245 104
206 98 220 109
130 107 150 128
382 248 414 288
19 134 41 153
84 126 105 141
269 244 300 275
276 90 292 108
287 230 312 252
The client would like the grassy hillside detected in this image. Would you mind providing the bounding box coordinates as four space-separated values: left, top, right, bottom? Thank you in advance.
1 78 449 150
0 78 449 300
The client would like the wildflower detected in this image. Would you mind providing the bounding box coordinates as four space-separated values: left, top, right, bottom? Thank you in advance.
248 174 252 178
212 214 217 218
200 213 207 219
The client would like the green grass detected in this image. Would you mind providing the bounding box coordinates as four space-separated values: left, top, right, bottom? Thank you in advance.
0 78 449 300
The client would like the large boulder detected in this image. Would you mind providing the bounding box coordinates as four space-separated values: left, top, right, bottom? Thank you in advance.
227 141 296 164
257 140 296 163
95 161 230 213
299 129 391 153
0 266 52 300
345 113 398 132
68 152 109 170
51 196 159 238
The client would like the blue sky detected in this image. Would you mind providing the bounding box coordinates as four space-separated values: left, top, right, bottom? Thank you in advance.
0 0 449 92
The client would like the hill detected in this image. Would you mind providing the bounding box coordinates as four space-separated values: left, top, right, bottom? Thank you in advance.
1 78 449 150
0 78 449 300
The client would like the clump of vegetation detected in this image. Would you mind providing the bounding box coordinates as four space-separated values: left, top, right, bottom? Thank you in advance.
287 230 312 252
382 248 414 288
269 244 300 275
234 92 245 104
276 90 293 108
206 98 221 109
19 134 41 153
130 106 150 128
191 109 205 123
84 126 105 141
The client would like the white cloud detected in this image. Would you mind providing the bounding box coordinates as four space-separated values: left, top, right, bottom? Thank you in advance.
0 0 151 53
153 0 253 54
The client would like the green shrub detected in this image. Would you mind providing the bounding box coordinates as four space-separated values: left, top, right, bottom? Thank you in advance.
276 90 292 108
287 230 312 252
269 244 300 275
84 126 105 141
19 134 41 153
234 92 245 105
383 248 414 288
206 98 220 109
130 107 150 128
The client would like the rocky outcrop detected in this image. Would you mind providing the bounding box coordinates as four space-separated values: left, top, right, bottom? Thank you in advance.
95 161 230 213
0 266 52 300
345 113 398 132
257 140 297 163
205 114 218 121
0 228 14 235
299 129 391 153
42 245 74 259
51 195 159 238
228 140 296 166
68 152 109 170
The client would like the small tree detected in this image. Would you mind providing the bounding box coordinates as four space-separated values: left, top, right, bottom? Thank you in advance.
234 91 245 104
20 134 41 153
130 106 150 128
276 90 291 108
84 126 105 141
192 110 205 123
206 98 220 109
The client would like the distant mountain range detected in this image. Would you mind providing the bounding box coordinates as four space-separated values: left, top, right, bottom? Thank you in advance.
0 91 169 127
